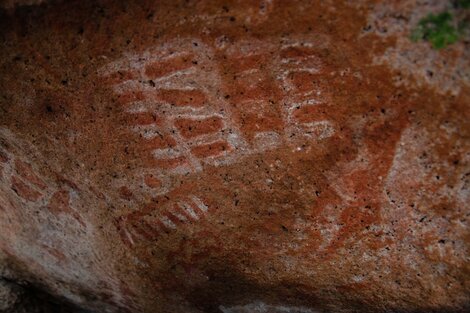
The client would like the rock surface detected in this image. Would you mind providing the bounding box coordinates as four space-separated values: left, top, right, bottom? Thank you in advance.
0 280 21 311
0 0 469 312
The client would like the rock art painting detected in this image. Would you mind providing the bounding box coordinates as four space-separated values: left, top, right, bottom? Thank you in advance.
99 37 335 180
0 1 468 313
99 37 340 247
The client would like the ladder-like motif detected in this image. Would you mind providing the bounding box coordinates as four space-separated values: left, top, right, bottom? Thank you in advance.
277 40 335 142
100 39 251 193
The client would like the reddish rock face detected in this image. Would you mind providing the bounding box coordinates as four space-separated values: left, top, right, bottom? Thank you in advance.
0 1 469 312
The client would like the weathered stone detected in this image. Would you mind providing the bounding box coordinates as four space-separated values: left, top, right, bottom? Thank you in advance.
0 1 468 312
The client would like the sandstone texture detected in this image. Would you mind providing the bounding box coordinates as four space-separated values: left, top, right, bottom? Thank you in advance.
0 1 469 312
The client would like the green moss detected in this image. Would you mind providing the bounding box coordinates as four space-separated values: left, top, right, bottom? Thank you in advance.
456 0 470 9
411 12 459 49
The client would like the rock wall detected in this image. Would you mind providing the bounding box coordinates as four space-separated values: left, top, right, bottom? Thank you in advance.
0 1 468 312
